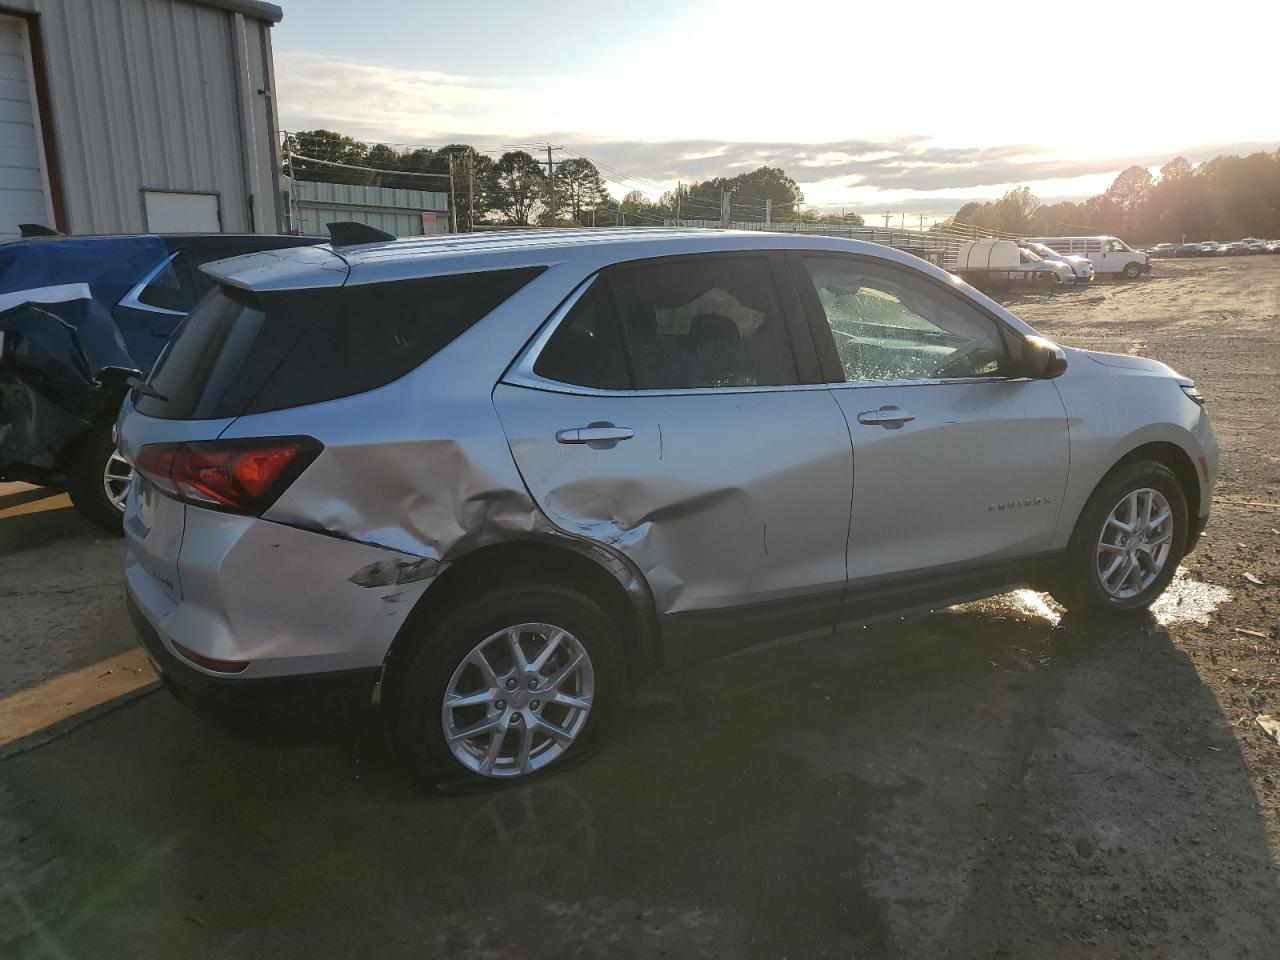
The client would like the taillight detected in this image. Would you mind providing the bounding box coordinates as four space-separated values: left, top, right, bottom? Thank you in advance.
134 437 322 515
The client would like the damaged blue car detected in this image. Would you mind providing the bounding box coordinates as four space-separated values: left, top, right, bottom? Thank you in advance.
0 227 321 531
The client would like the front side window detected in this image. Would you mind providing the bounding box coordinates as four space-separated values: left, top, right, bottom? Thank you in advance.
1107 239 1127 252
801 256 1012 383
608 255 798 389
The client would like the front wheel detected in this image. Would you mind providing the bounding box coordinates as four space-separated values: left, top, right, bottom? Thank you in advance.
1048 460 1187 616
65 423 130 535
1123 262 1142 280
390 584 623 787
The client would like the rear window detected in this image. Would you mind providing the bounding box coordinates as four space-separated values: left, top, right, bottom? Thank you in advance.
138 267 544 419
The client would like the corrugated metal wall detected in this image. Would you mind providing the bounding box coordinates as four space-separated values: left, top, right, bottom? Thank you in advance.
288 179 451 238
5 0 281 234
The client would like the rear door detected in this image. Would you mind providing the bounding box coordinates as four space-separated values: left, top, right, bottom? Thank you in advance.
494 252 855 669
789 252 1069 604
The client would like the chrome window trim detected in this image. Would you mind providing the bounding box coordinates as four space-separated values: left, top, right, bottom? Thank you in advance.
118 252 187 317
501 271 1025 399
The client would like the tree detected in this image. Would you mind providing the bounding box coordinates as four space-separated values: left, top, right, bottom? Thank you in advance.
491 151 545 225
554 158 609 225
993 186 1040 233
1103 165 1155 235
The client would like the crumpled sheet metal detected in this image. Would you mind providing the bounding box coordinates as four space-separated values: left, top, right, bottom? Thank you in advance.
0 298 139 471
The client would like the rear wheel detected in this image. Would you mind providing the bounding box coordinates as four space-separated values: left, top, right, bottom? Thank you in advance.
1123 262 1142 280
390 584 623 787
65 423 129 535
1049 460 1187 616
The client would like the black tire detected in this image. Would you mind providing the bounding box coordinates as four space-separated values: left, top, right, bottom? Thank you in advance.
389 583 624 789
1048 460 1188 617
1123 262 1142 280
64 422 127 535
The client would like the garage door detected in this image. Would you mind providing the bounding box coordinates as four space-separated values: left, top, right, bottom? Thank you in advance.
0 15 53 240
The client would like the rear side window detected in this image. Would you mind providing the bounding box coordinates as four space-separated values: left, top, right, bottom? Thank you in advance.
139 267 544 419
534 280 631 390
247 267 545 412
609 255 798 390
136 256 199 312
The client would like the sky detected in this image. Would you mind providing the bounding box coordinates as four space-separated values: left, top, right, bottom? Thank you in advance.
271 0 1279 220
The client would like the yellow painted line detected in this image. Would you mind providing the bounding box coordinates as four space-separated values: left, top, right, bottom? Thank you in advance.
0 649 157 747
0 490 72 520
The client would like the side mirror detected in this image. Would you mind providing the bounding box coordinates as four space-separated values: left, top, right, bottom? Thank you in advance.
1020 335 1068 379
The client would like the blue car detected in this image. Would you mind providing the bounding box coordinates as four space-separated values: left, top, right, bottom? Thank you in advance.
0 227 322 531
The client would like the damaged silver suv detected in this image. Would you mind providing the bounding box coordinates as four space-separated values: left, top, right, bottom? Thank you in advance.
117 228 1218 785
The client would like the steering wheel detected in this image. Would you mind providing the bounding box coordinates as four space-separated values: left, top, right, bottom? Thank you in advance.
932 342 1000 379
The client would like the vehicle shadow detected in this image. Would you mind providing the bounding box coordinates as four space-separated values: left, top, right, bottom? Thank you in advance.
2 594 1277 959
0 486 106 556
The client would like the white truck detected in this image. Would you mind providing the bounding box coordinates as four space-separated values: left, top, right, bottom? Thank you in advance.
953 239 1075 292
1025 236 1151 279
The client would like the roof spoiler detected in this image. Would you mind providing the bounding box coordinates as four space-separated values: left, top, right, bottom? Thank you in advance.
19 223 63 238
326 221 396 246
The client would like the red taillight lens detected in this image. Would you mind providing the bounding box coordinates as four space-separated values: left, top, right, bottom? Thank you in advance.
134 437 321 515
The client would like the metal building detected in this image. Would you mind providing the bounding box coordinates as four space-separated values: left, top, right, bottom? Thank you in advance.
0 0 285 239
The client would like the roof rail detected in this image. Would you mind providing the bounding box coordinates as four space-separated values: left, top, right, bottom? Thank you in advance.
326 221 396 246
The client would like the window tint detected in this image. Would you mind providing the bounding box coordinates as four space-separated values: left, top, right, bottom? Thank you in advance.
802 256 1012 383
246 267 546 413
534 280 631 390
136 256 198 312
607 256 798 389
138 286 274 418
140 267 544 419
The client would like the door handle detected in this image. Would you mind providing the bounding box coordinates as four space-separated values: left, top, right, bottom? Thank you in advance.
556 425 635 444
857 406 916 428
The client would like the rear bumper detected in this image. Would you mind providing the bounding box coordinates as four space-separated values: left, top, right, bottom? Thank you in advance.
128 591 381 743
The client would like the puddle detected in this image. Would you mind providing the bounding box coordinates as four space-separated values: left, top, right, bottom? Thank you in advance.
958 589 1063 626
1151 569 1232 625
956 571 1229 629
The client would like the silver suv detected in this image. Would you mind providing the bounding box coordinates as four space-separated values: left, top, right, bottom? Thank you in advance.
118 229 1218 785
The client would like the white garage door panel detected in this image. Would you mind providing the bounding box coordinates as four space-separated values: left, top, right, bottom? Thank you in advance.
0 16 51 240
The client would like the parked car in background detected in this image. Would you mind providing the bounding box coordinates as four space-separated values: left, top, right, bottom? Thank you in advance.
0 227 322 531
1246 241 1269 254
1150 243 1178 258
1025 236 1151 279
1177 242 1202 257
1019 241 1094 283
117 228 1217 785
955 239 1075 291
1221 242 1250 256
1267 241 1280 254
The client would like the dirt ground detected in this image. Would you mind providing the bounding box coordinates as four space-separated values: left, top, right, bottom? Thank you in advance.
1 256 1278 959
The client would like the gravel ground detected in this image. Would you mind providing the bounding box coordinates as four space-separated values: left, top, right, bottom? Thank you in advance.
1001 255 1280 846
0 255 1278 959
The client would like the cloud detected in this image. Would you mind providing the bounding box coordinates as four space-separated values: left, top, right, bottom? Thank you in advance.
273 53 1275 213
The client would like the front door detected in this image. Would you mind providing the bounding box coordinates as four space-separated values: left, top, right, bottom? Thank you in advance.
495 253 854 668
789 252 1070 594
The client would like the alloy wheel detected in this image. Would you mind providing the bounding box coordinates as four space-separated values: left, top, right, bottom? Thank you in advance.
442 622 595 778
1095 487 1174 600
103 448 133 514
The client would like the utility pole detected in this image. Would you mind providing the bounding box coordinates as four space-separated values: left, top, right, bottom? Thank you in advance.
675 181 681 223
918 213 926 231
882 211 892 228
447 153 458 233
765 198 772 226
546 144 556 224
467 153 475 232
720 190 732 228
